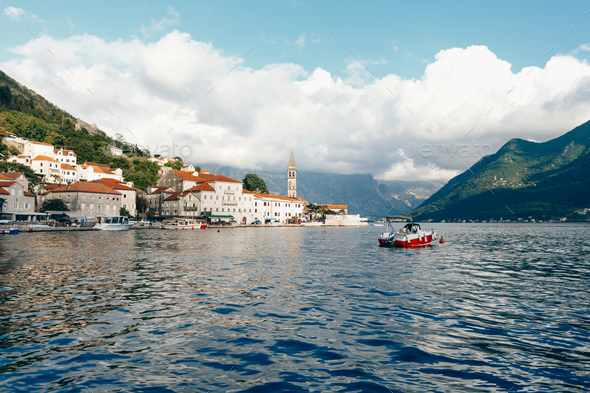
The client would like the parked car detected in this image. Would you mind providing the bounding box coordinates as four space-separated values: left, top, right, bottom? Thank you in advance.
251 220 261 225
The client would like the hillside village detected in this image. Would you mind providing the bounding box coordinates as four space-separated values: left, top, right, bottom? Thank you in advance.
0 132 315 225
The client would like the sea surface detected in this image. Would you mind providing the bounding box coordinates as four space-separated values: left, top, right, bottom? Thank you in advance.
1 223 589 392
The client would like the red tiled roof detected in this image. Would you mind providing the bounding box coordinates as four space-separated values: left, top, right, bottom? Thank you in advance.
24 191 35 197
0 188 8 195
207 174 241 183
0 172 23 180
254 192 298 201
28 141 54 146
55 148 76 156
164 192 182 201
170 170 241 184
170 170 202 181
185 183 215 192
148 186 173 194
0 181 16 187
319 204 348 210
32 155 59 163
61 163 77 170
91 178 137 191
50 182 122 195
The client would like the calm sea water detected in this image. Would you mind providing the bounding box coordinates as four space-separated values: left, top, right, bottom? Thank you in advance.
1 224 589 392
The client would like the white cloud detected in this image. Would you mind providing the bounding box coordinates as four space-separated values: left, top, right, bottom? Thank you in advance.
3 6 40 22
3 33 590 182
4 6 25 20
139 6 180 36
295 35 305 52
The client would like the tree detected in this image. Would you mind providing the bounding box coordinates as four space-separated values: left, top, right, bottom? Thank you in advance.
0 162 38 186
0 197 5 212
40 198 69 213
164 161 183 170
136 195 148 214
146 207 157 220
44 135 55 145
0 85 11 106
120 207 131 217
243 174 269 194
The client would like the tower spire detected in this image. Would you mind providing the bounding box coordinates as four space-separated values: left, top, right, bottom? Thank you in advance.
287 149 297 198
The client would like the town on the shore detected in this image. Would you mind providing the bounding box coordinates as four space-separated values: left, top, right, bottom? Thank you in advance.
1 133 365 228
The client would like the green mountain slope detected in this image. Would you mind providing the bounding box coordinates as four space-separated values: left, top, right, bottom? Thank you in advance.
409 120 590 221
0 70 160 190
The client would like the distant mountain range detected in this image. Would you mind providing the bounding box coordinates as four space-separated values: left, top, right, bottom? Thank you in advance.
201 163 443 217
409 120 590 221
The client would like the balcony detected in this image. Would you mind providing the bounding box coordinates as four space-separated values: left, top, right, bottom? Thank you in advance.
184 206 200 212
224 190 235 195
222 201 238 206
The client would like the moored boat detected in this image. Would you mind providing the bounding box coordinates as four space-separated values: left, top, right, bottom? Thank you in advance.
378 216 438 248
94 216 132 231
162 218 207 230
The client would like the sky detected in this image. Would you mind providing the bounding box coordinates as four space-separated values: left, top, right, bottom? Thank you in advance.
1 1 590 181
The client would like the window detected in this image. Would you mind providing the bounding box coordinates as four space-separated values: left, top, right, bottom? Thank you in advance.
249 209 251 212
228 185 230 190
222 208 225 212
14 202 18 209
18 190 23 196
81 203 86 209
124 194 127 198
233 208 236 212
97 205 102 212
216 196 219 200
216 208 219 212
106 205 110 211
11 189 15 195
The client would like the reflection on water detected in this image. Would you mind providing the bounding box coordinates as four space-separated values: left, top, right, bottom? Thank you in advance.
1 224 589 392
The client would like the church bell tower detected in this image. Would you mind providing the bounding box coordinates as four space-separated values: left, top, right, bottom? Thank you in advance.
287 149 297 198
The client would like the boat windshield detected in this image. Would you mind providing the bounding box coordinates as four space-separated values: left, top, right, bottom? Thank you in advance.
122 217 128 224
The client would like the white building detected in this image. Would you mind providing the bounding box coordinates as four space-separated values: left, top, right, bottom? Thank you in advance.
54 149 77 165
91 178 138 216
7 155 31 165
60 164 78 184
0 177 36 220
31 155 62 182
24 141 55 158
77 163 124 183
109 145 123 156
149 169 304 224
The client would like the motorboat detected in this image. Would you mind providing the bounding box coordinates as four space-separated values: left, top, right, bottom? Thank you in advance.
162 218 207 229
94 216 133 231
378 215 438 248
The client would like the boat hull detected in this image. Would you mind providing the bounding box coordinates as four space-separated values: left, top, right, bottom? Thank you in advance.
394 234 435 248
94 224 133 231
162 225 207 230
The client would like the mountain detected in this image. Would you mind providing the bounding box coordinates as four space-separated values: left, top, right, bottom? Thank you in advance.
0 70 160 190
409 120 590 221
201 163 442 217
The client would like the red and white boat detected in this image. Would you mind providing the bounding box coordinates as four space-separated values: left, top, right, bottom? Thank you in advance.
378 216 438 248
162 218 207 230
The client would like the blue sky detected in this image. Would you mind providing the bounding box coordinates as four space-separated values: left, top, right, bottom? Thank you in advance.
2 1 590 180
2 1 589 79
